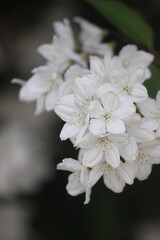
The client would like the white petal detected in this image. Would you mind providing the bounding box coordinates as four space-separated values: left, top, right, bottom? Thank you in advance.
11 78 26 85
57 158 82 172
83 148 103 167
89 118 106 136
54 95 77 122
101 93 119 111
75 124 88 146
88 163 104 187
140 140 160 158
104 143 120 168
80 167 90 186
97 83 117 98
119 136 138 162
78 133 97 149
19 85 39 101
107 134 129 145
137 98 157 118
116 162 134 185
114 103 135 119
38 44 57 61
88 100 104 118
60 123 81 140
90 56 105 79
136 162 152 181
103 172 125 193
131 84 148 102
141 118 159 131
34 96 45 115
124 161 138 179
66 173 85 196
45 89 60 111
107 119 125 134
132 51 154 68
156 91 160 108
84 188 91 205
27 74 51 94
131 128 155 143
119 45 137 58
129 69 145 85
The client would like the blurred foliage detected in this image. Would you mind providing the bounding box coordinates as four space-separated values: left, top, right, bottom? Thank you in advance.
87 0 154 48
145 65 160 97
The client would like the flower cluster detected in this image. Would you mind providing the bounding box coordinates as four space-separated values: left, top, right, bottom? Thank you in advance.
13 17 160 204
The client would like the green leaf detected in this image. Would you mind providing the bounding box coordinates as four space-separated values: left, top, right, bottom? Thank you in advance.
144 65 160 97
87 0 154 48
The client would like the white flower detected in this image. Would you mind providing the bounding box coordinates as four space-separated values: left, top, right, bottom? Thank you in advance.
88 161 134 193
74 17 113 57
119 114 156 162
97 68 148 103
57 158 91 204
78 133 129 168
63 64 90 95
38 19 86 73
54 94 90 144
89 93 135 136
12 65 64 114
113 44 154 78
74 16 107 44
137 91 160 132
126 139 160 181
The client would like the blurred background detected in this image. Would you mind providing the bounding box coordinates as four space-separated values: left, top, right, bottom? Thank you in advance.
1 0 160 239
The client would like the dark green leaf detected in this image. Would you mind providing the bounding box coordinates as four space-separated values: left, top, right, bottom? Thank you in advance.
145 65 160 97
87 0 154 48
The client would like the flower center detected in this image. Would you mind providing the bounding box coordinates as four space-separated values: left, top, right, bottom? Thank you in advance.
102 163 115 175
103 112 112 122
137 152 150 163
48 79 55 88
69 112 86 125
122 84 130 94
122 59 133 68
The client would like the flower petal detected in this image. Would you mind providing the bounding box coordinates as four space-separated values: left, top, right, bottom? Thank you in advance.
137 98 157 118
156 91 160 108
119 136 138 162
131 84 148 103
130 69 145 85
136 162 152 181
88 100 104 118
103 171 125 193
57 158 82 172
107 134 129 145
104 143 120 168
107 119 125 134
116 162 134 185
83 148 103 167
97 83 117 98
89 118 106 136
66 173 85 196
60 123 81 140
114 103 135 119
90 56 105 80
101 93 119 111
131 127 155 143
34 96 45 115
142 118 159 131
88 163 104 187
84 188 91 205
